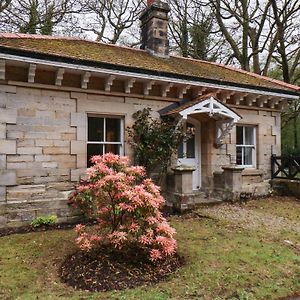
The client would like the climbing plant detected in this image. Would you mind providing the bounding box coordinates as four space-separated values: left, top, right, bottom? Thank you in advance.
127 108 188 182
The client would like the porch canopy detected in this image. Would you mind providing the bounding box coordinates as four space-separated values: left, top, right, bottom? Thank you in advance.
159 93 242 146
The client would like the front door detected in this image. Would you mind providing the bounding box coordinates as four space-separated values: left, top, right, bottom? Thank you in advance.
177 119 201 190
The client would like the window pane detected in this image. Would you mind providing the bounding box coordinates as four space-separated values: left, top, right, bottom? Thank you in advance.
245 127 254 145
87 144 103 167
186 123 195 158
187 135 195 158
244 147 253 165
236 146 243 165
106 118 121 142
236 126 243 145
88 117 104 142
177 143 184 158
105 144 120 155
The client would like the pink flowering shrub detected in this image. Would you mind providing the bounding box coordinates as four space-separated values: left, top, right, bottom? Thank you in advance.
69 153 177 262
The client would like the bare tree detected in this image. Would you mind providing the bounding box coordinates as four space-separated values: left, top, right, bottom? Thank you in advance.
80 0 144 45
209 0 300 80
270 0 300 84
0 0 78 35
168 0 225 60
0 0 11 13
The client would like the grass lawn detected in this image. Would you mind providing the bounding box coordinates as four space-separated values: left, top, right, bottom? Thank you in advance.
0 196 300 300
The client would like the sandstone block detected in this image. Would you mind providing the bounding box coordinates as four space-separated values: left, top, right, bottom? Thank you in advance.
71 112 86 127
76 154 86 168
16 169 47 178
71 141 86 155
55 111 70 119
43 147 69 155
0 124 5 139
35 140 54 147
0 84 16 93
6 131 24 139
71 168 86 182
42 162 58 168
0 170 17 186
17 139 35 147
36 110 55 119
41 90 70 98
77 126 86 141
0 140 17 154
77 99 133 114
6 184 46 201
58 160 76 169
16 86 42 96
17 108 36 117
7 155 34 163
0 108 17 124
70 92 87 100
61 133 76 140
35 155 52 162
53 140 69 147
17 147 42 155
33 176 66 184
0 155 6 169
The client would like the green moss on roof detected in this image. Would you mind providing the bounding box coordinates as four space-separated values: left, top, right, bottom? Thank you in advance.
0 36 298 92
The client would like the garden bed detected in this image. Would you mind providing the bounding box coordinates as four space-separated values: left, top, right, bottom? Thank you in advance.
60 246 183 292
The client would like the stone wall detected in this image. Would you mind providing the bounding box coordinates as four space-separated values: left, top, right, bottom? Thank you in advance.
0 83 282 227
209 108 281 196
0 85 168 227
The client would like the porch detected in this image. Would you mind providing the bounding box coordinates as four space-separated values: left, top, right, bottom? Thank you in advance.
162 95 272 211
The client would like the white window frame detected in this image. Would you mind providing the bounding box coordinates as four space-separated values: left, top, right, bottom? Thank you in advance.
236 125 257 168
86 114 124 164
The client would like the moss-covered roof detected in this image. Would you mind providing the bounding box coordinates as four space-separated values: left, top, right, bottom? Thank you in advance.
0 33 299 94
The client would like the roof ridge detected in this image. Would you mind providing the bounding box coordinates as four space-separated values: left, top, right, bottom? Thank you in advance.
172 54 300 91
0 32 147 54
0 32 82 40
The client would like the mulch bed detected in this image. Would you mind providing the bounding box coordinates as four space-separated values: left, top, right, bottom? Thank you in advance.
59 246 184 292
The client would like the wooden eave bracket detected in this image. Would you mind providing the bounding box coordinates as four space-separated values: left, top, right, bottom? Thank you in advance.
125 78 136 93
28 63 36 83
178 84 191 99
81 72 91 89
144 80 155 95
55 68 65 86
105 75 116 92
162 82 173 97
0 59 5 80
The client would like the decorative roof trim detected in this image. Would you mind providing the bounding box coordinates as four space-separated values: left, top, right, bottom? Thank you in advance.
0 51 298 99
178 96 241 122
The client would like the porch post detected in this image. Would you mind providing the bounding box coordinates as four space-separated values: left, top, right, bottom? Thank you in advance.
168 165 195 211
222 165 244 201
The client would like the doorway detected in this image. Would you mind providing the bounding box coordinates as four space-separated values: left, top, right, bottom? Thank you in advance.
177 118 201 190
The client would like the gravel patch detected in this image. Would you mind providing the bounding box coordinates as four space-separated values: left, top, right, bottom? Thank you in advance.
200 204 300 235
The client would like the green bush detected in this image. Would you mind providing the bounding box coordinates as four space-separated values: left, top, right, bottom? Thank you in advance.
30 215 58 228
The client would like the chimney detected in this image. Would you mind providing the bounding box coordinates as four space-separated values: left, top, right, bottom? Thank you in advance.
140 0 170 58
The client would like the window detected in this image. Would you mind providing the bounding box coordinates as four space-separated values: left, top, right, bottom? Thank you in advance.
236 125 256 167
87 115 124 166
178 122 196 159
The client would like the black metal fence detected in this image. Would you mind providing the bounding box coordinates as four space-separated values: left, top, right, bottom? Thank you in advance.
271 155 300 180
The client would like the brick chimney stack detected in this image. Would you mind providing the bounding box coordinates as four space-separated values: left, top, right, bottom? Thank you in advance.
140 0 170 58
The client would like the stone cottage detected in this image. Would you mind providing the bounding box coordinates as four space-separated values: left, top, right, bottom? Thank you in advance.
0 1 299 227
